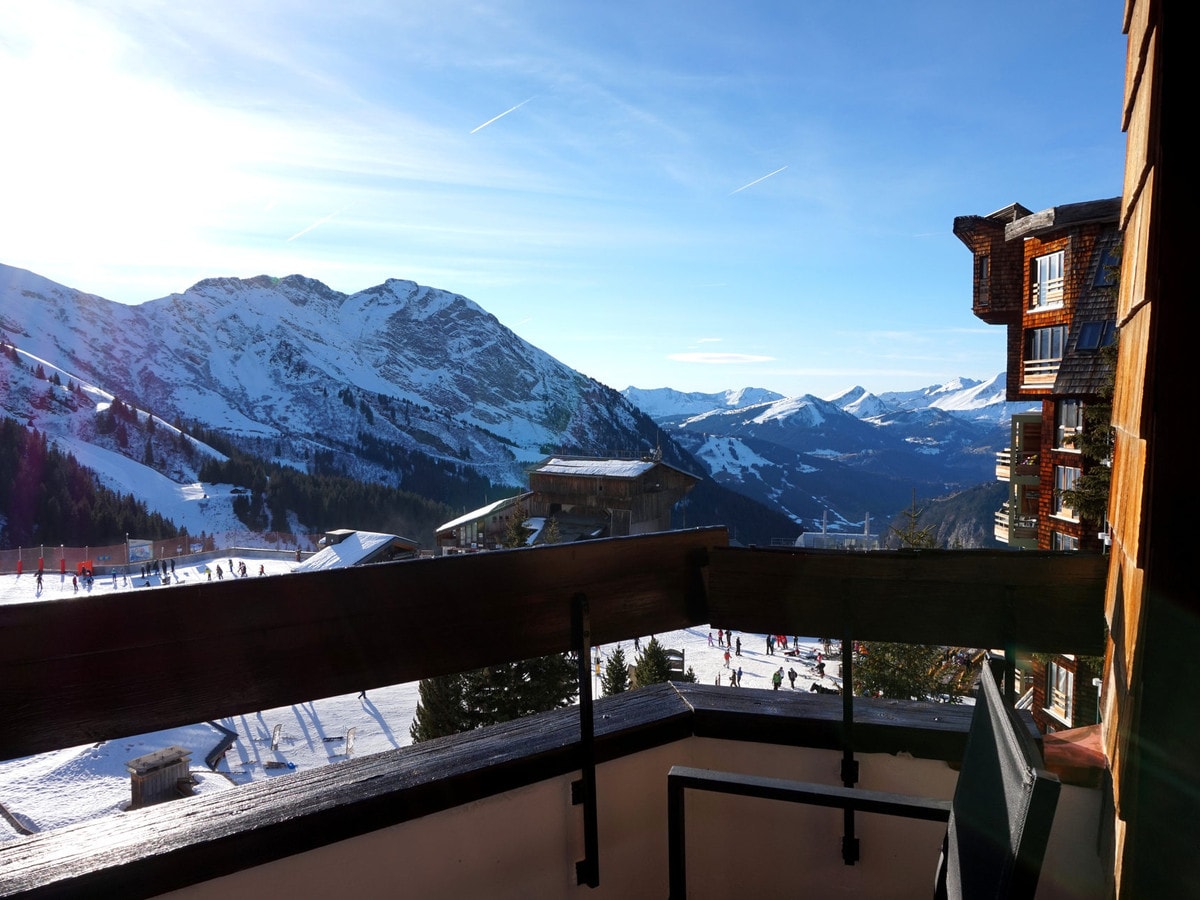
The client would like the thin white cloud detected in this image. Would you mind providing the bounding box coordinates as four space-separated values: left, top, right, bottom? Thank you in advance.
470 97 534 134
729 165 788 195
669 352 775 365
287 208 345 243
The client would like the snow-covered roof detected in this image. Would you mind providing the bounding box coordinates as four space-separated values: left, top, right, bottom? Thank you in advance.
535 458 658 478
436 492 533 534
293 531 415 572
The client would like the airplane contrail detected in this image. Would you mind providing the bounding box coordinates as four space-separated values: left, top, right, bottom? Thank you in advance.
729 165 788 195
287 208 343 243
470 97 534 134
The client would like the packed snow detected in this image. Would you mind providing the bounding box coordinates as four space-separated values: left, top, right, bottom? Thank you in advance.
0 556 843 841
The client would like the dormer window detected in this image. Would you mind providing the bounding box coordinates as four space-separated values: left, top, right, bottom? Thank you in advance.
1032 250 1065 308
1077 319 1116 350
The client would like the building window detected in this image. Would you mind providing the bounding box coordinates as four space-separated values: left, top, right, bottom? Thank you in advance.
1046 660 1075 725
1032 250 1065 308
1077 319 1116 350
1024 325 1067 383
1093 244 1120 286
978 254 989 280
1056 399 1082 450
1053 531 1080 551
1028 325 1066 360
1053 465 1081 520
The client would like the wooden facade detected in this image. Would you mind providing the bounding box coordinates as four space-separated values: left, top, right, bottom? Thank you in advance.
956 200 1120 557
1103 2 1196 895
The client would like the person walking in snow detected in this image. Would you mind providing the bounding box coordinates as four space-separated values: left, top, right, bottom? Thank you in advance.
772 668 784 690
708 632 714 647
724 649 731 668
735 636 741 657
736 666 743 687
767 634 774 655
787 667 798 689
718 628 724 647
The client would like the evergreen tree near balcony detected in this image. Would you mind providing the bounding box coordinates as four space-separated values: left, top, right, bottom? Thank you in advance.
632 636 673 687
501 503 531 548
411 505 578 743
601 645 630 695
855 491 966 702
409 654 579 743
1060 342 1117 525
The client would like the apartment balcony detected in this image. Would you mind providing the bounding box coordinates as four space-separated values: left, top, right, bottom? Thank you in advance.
995 502 1039 548
0 529 1108 898
1022 357 1061 389
996 448 1040 483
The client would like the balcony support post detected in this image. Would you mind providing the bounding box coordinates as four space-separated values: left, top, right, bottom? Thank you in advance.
841 626 860 865
572 592 600 888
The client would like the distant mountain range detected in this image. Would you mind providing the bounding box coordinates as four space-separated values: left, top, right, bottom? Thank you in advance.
1 262 1030 545
623 376 1033 531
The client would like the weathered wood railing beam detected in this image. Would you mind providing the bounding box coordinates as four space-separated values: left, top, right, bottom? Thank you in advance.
0 528 724 761
706 546 1107 654
0 534 1110 763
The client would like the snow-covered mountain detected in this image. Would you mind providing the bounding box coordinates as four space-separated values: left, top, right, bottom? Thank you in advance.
2 264 807 545
622 376 1035 531
0 264 661 489
621 386 784 425
2 261 1025 542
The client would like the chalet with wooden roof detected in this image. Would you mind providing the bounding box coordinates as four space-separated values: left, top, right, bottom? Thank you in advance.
295 530 421 570
525 455 699 539
435 455 700 554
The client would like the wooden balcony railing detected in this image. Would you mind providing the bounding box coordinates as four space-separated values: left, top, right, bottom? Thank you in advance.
0 528 1107 762
1022 357 1061 385
0 529 1108 896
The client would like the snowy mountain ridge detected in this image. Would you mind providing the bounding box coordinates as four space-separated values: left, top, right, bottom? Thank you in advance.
3 261 1024 539
622 375 1034 531
0 263 660 491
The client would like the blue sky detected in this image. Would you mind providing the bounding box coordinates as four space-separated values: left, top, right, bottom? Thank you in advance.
1 1 1127 398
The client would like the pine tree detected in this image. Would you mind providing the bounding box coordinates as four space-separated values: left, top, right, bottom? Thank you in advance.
888 490 937 549
410 654 578 743
856 490 961 701
1060 342 1117 525
853 642 947 701
501 503 531 548
409 671 472 741
601 645 630 696
633 636 673 687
